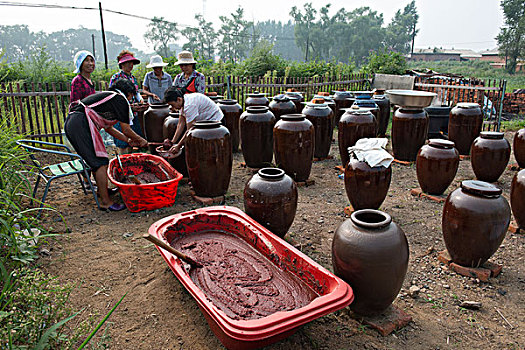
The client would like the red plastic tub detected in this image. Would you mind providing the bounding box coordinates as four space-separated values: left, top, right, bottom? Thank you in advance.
107 153 182 212
149 206 354 349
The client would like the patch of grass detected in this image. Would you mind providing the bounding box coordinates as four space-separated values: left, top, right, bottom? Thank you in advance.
501 119 525 132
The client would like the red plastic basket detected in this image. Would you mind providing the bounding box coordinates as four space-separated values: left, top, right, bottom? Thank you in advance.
149 206 354 349
107 153 182 212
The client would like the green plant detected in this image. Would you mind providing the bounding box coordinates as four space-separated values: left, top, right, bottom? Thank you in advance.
361 49 407 75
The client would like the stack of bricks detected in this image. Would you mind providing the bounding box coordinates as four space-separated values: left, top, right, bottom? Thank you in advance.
502 90 525 115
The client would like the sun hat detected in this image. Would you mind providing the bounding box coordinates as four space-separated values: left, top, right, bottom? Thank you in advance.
175 51 197 65
118 53 140 65
146 55 169 68
73 50 94 73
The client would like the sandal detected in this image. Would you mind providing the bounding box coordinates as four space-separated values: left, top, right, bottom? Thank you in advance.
99 203 126 212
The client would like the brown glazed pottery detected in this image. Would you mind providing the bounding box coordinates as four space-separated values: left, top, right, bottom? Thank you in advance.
243 167 298 238
333 91 355 127
338 108 377 166
470 131 511 182
332 209 409 316
269 95 296 121
217 99 242 153
161 112 188 177
185 121 232 197
448 102 483 155
274 114 315 182
285 91 304 113
162 112 180 140
303 101 334 159
239 106 276 168
416 139 459 195
245 92 269 107
442 180 510 267
425 106 451 139
313 95 336 115
392 108 429 161
344 156 392 210
511 169 525 229
513 128 525 168
144 103 170 154
372 94 391 137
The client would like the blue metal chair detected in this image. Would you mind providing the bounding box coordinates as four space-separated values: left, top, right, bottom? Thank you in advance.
16 139 100 215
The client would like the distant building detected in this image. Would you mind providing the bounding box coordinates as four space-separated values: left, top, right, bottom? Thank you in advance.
409 48 482 62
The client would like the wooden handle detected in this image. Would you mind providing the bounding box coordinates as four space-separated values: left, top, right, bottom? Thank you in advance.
127 175 142 185
143 234 201 267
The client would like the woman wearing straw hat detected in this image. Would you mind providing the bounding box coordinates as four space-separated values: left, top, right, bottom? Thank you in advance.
70 50 96 106
109 50 148 153
142 55 173 104
172 51 206 94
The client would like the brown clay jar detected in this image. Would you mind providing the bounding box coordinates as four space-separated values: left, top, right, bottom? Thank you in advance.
162 112 180 140
185 121 232 197
338 108 377 166
144 103 170 154
511 169 525 229
344 156 392 210
313 95 336 115
269 95 296 121
243 167 298 238
470 131 510 182
333 91 355 127
161 112 188 177
303 101 334 159
513 128 525 168
448 103 483 155
372 94 391 137
285 91 304 113
274 114 315 182
217 99 242 153
442 180 510 267
332 209 409 316
240 106 276 168
245 92 269 107
392 108 429 161
416 139 459 195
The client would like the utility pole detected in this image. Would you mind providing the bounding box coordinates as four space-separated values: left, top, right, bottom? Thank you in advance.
410 22 416 57
91 34 96 59
99 2 108 70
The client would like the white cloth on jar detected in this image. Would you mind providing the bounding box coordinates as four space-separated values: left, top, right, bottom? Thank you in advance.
348 138 393 168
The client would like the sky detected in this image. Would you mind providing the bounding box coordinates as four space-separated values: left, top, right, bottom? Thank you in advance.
0 0 504 54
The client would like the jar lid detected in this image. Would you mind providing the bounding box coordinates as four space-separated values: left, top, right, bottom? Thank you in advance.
272 94 291 102
313 94 334 102
354 91 374 99
351 209 392 229
342 108 374 116
317 91 330 96
217 99 238 105
246 106 270 113
460 180 502 197
456 102 480 109
258 167 285 180
280 114 305 121
344 105 376 113
428 139 455 149
480 131 504 139
334 91 352 98
247 92 267 97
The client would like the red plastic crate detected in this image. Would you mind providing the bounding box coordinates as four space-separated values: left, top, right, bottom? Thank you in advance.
149 206 354 349
107 153 182 212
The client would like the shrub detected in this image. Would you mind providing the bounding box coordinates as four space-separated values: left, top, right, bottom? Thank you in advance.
361 49 407 75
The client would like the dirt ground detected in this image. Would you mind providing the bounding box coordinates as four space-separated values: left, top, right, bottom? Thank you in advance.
38 131 524 350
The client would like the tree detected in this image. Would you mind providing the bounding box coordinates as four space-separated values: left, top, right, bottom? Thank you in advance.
218 7 252 62
290 3 317 61
385 0 419 54
497 0 525 74
144 17 179 58
255 20 303 61
182 15 218 61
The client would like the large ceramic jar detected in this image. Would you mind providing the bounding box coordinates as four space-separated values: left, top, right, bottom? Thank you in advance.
338 108 377 166
372 93 391 137
448 103 483 155
313 94 336 115
144 103 170 154
392 108 429 161
285 91 304 113
243 167 298 238
303 101 334 159
245 92 269 107
513 128 525 168
425 106 451 139
274 114 314 182
269 95 296 121
162 112 180 140
159 113 188 177
344 156 391 210
442 180 510 267
185 121 232 197
240 106 276 168
217 99 242 153
332 209 409 316
470 131 511 182
416 139 459 195
511 169 525 230
333 91 355 127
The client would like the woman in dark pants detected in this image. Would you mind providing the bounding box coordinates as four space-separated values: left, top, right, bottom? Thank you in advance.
65 79 148 211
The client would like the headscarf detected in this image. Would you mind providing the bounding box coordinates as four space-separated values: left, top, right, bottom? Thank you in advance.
74 50 95 74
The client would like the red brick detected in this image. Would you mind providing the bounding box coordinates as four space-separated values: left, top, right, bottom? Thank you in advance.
357 305 412 336
509 221 522 234
393 159 413 166
449 262 491 282
438 250 452 265
410 188 446 203
191 194 225 206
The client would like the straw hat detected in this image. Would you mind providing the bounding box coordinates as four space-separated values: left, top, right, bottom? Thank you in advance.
146 55 169 68
175 51 197 65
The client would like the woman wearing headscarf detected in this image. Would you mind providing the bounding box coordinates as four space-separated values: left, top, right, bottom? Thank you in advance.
109 50 148 153
65 79 148 211
70 50 96 106
142 55 172 104
172 51 206 94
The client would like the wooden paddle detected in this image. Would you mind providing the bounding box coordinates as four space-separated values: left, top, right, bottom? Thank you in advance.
143 234 202 268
